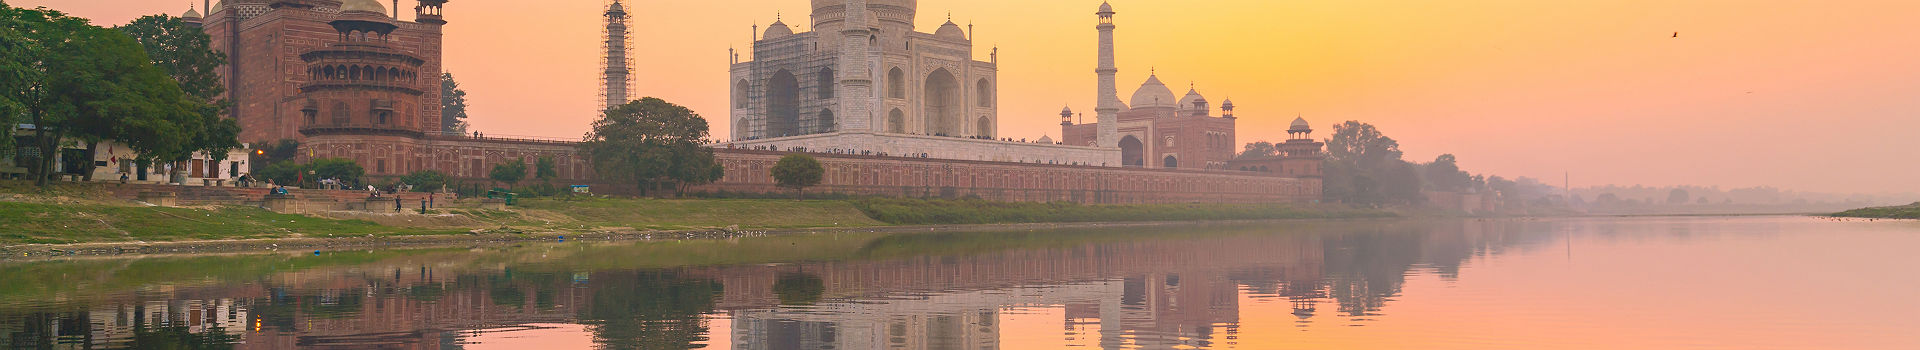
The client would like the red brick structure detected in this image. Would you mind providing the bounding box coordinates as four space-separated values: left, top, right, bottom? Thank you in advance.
1224 117 1326 177
205 0 446 143
1063 76 1239 170
699 149 1321 204
300 133 594 181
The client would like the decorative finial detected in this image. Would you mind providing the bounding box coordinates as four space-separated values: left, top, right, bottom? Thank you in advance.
776 11 781 22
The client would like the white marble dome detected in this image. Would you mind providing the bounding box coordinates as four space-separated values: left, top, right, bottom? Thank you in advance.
339 0 387 15
934 20 965 40
1178 88 1206 108
764 20 794 39
1130 74 1177 108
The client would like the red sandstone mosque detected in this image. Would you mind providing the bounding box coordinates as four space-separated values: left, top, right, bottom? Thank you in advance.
191 0 1325 204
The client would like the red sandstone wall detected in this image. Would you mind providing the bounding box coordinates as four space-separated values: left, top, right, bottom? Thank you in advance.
697 149 1321 204
301 134 591 181
297 137 1319 204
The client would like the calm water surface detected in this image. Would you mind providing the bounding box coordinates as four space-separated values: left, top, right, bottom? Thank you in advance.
2 216 1917 349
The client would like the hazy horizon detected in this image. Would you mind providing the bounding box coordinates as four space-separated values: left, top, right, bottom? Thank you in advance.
17 0 1919 196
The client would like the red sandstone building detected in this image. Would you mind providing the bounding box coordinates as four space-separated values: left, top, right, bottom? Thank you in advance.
1062 77 1239 170
198 0 592 181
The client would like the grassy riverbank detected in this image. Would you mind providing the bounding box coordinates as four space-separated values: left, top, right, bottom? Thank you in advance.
0 202 466 244
1 181 1394 246
1831 202 1920 219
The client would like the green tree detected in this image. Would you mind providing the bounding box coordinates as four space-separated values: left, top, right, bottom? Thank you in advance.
441 73 468 135
0 3 27 157
580 97 715 197
535 156 558 181
399 170 451 192
490 158 527 189
1320 121 1427 206
8 8 218 186
1326 121 1403 167
308 158 364 185
118 14 241 180
1237 141 1278 159
1423 154 1470 192
248 139 300 168
254 161 304 185
118 15 224 102
771 153 824 200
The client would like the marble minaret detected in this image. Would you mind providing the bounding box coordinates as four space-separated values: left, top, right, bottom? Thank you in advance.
1094 2 1121 148
836 0 875 132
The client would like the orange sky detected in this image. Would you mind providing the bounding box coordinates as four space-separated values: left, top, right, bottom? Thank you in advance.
17 0 1920 194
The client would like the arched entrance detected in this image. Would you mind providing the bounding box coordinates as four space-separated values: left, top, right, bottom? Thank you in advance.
923 68 961 136
818 67 835 99
767 69 800 137
733 80 749 109
1162 155 1179 168
887 68 906 98
976 116 992 139
1119 135 1144 167
736 118 751 140
887 108 906 133
817 109 835 133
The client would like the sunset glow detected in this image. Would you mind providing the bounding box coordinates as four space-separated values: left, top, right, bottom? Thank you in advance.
17 0 1918 193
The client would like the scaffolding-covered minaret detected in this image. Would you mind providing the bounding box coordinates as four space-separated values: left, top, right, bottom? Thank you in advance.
601 0 634 111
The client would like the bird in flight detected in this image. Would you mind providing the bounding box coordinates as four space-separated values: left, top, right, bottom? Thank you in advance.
1673 32 1679 38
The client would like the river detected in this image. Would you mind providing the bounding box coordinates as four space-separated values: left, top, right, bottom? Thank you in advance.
1 216 1915 349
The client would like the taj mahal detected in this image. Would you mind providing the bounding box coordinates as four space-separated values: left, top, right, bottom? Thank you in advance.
724 0 1312 173
726 0 1120 165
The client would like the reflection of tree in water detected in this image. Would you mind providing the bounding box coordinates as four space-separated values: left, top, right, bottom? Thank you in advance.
774 272 826 306
579 270 723 350
1322 227 1426 317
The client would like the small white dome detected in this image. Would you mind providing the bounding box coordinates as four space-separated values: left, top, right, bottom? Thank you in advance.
1178 87 1207 107
934 20 966 40
1290 117 1312 131
338 0 387 16
1098 1 1114 14
183 7 202 19
1129 74 1177 109
764 20 794 39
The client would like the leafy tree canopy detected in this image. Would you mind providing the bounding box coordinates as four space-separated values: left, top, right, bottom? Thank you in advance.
1237 141 1277 159
400 170 451 192
580 97 718 197
771 153 824 199
308 158 365 183
441 72 468 135
535 156 557 180
490 158 527 188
